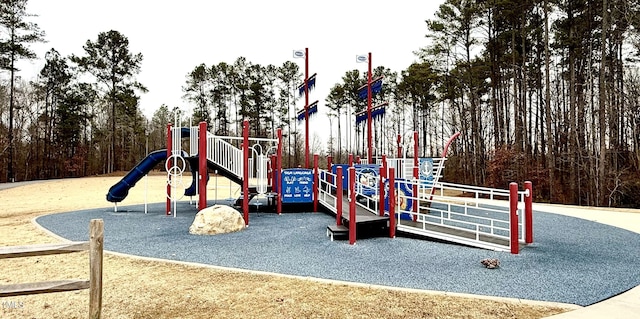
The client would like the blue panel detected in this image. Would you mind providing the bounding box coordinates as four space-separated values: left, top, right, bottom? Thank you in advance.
419 158 435 186
384 178 414 220
281 169 314 203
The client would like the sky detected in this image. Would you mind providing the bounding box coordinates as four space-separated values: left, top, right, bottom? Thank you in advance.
21 0 444 130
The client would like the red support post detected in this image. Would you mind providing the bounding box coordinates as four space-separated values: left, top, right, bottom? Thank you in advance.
389 168 396 238
198 122 207 210
525 181 533 244
336 166 343 226
412 131 419 221
277 128 283 215
268 155 274 187
348 154 354 167
166 123 172 216
349 167 356 245
381 155 387 178
327 155 333 184
313 154 319 212
509 182 519 254
242 120 250 225
379 166 385 216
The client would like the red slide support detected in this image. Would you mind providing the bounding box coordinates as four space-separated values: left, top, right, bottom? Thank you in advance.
509 182 519 254
198 122 207 210
166 123 172 216
242 120 249 225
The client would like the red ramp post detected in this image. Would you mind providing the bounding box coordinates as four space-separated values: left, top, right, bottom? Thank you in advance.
378 166 385 216
509 182 519 254
389 168 396 238
525 181 533 244
336 166 343 226
313 154 319 212
349 167 356 245
198 122 208 210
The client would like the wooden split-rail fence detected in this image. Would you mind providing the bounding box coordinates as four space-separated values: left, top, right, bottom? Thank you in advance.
0 219 103 319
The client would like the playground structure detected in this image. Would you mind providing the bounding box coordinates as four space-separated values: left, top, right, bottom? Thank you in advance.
315 131 533 254
107 117 282 225
106 117 534 254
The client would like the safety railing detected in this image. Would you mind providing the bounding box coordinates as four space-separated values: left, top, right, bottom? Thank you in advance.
392 179 532 253
317 170 339 211
207 132 243 179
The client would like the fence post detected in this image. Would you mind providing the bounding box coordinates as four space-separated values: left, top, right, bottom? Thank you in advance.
349 167 356 245
389 168 396 238
525 181 533 244
509 182 519 254
89 219 104 319
336 166 343 226
349 154 354 167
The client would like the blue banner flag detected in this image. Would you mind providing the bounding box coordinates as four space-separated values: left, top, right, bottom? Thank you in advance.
297 73 316 97
358 77 383 100
355 103 387 125
297 100 319 122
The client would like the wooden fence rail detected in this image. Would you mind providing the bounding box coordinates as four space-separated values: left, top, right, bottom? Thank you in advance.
0 219 103 319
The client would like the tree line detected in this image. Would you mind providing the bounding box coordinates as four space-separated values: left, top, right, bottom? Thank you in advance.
2 0 640 208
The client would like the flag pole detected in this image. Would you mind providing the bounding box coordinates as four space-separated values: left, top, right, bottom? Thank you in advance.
367 52 373 164
305 47 310 169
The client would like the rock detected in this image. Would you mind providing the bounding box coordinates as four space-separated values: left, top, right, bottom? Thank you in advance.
480 258 500 269
189 205 245 235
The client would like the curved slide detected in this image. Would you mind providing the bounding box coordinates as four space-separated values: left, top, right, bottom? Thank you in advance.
106 150 168 202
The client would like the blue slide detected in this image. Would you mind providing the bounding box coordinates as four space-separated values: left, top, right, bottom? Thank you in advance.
106 150 168 202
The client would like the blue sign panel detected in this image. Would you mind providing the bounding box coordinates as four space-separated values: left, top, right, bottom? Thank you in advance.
419 158 434 186
384 179 414 220
281 168 314 204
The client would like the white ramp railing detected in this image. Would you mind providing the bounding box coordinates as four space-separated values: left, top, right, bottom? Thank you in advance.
393 179 528 252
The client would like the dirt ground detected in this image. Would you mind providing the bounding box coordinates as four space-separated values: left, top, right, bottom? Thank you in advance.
0 173 574 318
